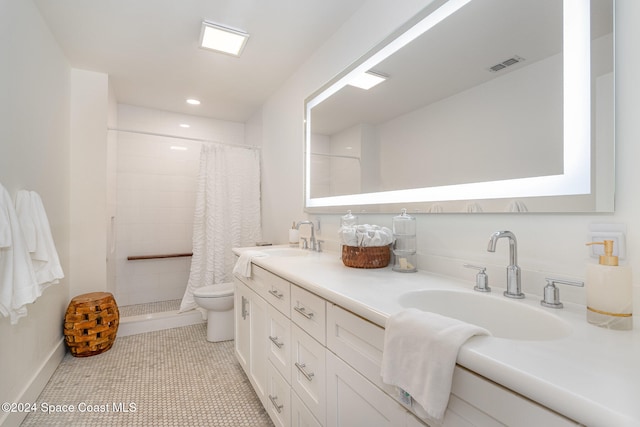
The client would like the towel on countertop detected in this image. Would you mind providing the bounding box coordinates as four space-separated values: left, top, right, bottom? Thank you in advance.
232 250 268 278
15 190 64 290
381 308 490 423
0 184 39 324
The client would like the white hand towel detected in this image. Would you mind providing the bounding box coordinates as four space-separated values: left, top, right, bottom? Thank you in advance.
232 250 268 278
381 308 490 423
0 184 39 324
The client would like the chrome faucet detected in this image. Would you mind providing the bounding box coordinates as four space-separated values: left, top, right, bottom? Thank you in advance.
296 220 316 251
487 230 524 299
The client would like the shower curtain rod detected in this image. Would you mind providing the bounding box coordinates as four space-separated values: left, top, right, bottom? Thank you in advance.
108 128 261 151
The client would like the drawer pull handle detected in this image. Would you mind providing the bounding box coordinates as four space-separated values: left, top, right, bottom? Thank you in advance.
294 305 314 319
295 362 315 381
241 296 249 320
268 289 284 299
269 335 284 348
268 395 283 413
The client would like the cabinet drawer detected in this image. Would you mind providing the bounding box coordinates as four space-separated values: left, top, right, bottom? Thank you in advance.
291 391 322 427
268 304 291 383
326 304 387 391
448 367 579 427
291 324 326 425
267 362 291 427
291 286 326 345
264 273 291 317
237 265 291 316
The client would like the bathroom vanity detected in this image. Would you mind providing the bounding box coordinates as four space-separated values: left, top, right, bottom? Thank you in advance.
232 246 640 427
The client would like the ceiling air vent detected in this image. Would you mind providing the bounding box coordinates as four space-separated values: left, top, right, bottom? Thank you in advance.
488 55 525 73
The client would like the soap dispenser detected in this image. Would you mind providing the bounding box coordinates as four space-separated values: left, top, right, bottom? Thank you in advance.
585 240 633 330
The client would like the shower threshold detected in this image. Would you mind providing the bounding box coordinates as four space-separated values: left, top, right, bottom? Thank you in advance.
118 299 205 337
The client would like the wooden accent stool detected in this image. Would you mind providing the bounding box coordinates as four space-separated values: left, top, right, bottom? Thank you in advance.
64 292 119 357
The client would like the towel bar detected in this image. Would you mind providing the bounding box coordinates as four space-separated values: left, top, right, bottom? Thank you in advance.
127 253 193 261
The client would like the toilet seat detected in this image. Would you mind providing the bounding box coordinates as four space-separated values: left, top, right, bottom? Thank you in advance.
193 283 234 298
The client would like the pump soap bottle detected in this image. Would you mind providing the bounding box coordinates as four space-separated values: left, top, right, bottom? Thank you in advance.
585 240 632 330
289 221 300 247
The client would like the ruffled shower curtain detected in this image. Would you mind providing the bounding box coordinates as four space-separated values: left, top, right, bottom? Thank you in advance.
179 142 262 312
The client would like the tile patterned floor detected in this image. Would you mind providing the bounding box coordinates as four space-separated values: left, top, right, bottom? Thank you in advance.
118 299 181 317
21 324 273 427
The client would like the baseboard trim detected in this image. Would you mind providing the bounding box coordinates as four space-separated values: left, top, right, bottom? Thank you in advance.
0 338 66 427
118 309 205 337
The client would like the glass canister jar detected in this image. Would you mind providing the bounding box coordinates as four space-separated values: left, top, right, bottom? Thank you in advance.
339 210 358 259
341 210 358 228
392 208 417 272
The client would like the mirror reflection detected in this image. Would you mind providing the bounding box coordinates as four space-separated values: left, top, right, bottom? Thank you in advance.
305 0 614 213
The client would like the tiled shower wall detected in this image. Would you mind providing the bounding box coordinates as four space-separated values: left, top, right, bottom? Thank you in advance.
114 131 200 306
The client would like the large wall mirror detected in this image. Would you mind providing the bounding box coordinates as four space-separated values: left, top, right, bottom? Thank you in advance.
304 0 614 213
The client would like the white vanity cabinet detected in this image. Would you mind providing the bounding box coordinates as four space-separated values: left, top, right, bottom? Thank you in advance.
235 260 579 427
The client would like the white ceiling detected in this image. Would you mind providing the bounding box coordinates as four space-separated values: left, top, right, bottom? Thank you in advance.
33 0 367 122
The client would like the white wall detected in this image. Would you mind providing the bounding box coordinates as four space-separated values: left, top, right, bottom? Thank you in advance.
113 105 246 306
0 1 70 425
69 69 110 296
259 1 640 321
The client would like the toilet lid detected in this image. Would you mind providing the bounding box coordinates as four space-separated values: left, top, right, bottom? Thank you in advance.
193 282 234 298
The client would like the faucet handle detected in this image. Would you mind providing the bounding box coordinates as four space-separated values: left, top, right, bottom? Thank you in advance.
300 237 309 250
464 264 491 292
316 240 324 253
540 278 584 309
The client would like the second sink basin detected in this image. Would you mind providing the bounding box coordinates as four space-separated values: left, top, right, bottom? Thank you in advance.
398 289 572 341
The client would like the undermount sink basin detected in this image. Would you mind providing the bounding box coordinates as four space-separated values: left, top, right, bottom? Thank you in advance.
398 289 572 341
261 247 309 257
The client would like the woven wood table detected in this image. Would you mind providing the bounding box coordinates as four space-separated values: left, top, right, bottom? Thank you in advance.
64 292 119 357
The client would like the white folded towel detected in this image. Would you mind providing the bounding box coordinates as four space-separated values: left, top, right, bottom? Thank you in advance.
232 250 268 278
381 308 490 423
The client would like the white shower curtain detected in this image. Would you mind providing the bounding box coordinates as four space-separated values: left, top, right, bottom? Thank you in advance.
179 142 262 312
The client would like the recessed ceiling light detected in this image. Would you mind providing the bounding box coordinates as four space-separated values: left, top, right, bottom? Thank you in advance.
170 146 188 151
186 98 201 105
179 123 190 128
348 71 388 90
199 21 249 57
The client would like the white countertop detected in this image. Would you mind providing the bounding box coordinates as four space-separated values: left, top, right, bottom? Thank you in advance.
234 246 640 427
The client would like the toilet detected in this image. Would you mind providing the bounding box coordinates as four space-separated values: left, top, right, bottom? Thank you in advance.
193 282 234 342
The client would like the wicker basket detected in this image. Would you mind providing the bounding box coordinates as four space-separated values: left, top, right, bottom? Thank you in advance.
342 245 391 269
64 292 119 357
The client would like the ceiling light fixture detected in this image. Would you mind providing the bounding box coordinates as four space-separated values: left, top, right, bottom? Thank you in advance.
199 21 249 57
186 98 201 105
348 71 388 90
179 123 190 128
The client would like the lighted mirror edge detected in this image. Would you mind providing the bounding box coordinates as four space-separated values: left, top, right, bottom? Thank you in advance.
304 0 598 213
